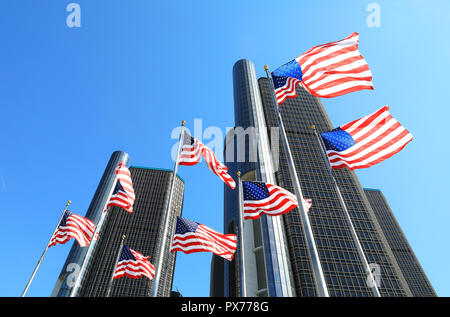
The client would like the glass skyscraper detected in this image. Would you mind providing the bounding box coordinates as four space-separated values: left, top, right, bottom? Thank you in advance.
364 188 436 297
215 59 435 297
51 152 184 297
223 59 295 297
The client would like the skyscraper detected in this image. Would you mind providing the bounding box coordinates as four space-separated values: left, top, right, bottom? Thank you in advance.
223 59 295 297
364 188 436 297
51 152 184 297
51 151 128 297
215 59 435 297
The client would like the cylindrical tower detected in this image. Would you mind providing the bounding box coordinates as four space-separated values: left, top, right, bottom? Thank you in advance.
51 151 129 296
223 59 295 297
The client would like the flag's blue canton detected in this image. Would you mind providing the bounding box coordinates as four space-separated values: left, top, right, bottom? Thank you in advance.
271 60 303 90
183 132 195 146
112 181 125 195
60 211 73 227
272 59 303 81
271 74 289 90
243 181 270 201
321 128 356 151
175 217 199 234
119 245 136 261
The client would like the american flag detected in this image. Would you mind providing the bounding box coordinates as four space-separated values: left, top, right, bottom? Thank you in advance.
272 32 373 104
321 106 413 170
113 245 155 280
170 217 237 261
105 162 135 213
179 131 202 166
48 210 95 248
179 131 236 189
243 181 312 220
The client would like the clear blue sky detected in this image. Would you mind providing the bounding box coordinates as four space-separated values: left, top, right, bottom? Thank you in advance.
1 0 449 297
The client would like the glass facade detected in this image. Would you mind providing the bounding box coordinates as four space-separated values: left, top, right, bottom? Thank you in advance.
51 151 129 297
51 160 184 297
210 254 224 297
258 76 411 297
78 166 184 297
215 59 434 297
364 188 436 297
223 59 295 297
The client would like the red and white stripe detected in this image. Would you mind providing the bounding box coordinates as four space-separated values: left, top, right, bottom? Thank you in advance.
298 32 373 98
115 161 135 205
244 184 312 220
171 224 237 261
113 249 155 280
202 145 236 190
179 133 236 189
106 162 135 213
179 137 203 166
327 106 413 170
274 77 303 104
48 212 95 248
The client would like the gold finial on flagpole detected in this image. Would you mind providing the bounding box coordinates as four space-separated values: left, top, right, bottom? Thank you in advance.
122 235 126 240
264 65 269 70
181 120 186 126
311 125 316 129
237 171 241 177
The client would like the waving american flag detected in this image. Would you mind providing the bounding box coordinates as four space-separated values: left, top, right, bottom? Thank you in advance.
179 131 236 189
170 217 237 261
113 245 155 280
243 181 312 220
321 106 413 170
272 32 373 104
105 161 135 213
48 210 95 248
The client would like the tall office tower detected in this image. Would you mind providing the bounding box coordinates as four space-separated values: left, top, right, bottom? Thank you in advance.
223 59 295 297
218 59 416 297
364 188 436 297
51 152 184 297
51 151 128 297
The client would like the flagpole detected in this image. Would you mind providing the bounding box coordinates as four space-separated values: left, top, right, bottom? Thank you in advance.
264 65 329 297
151 120 185 297
21 200 72 297
69 170 120 297
105 234 126 297
311 125 382 297
160 204 181 297
236 171 247 297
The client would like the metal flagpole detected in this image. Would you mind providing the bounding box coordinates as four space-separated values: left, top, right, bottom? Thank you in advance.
21 200 71 297
311 125 381 297
151 120 185 297
105 235 126 297
236 171 247 297
69 169 120 297
160 203 181 296
264 65 329 297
